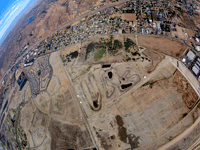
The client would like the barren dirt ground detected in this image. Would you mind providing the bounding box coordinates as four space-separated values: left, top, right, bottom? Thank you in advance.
138 36 188 58
57 35 199 149
75 57 199 150
2 33 200 150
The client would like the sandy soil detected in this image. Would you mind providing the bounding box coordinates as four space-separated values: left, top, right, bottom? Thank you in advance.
87 62 199 150
0 0 110 80
18 51 94 149
122 13 137 21
138 36 187 58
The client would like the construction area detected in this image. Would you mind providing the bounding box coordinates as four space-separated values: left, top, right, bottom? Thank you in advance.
67 54 199 149
59 35 199 149
1 35 200 150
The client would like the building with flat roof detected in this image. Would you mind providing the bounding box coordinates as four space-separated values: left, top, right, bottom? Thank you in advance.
187 50 196 61
192 65 199 76
17 72 28 91
196 46 200 51
156 22 161 35
24 58 35 67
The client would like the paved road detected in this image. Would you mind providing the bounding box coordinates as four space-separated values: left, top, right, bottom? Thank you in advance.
2 0 200 83
1 0 200 148
0 0 130 84
170 57 200 97
158 57 200 150
3 0 200 84
183 40 194 50
38 32 197 60
55 52 99 149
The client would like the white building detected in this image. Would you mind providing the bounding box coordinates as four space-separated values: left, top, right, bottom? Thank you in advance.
187 50 196 61
196 37 200 42
196 46 200 51
192 65 199 76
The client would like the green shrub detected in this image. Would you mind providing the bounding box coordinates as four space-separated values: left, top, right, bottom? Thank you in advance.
124 38 136 52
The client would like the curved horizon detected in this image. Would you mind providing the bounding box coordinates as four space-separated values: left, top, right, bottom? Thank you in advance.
0 0 35 42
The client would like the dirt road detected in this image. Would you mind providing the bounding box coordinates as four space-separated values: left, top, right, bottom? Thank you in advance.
0 0 130 84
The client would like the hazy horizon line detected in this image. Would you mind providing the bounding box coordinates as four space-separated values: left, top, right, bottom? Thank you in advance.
0 0 38 46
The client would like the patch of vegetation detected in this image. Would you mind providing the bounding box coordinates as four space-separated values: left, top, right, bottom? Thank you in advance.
60 55 66 63
86 42 97 52
95 48 106 61
50 119 93 150
37 70 41 76
106 40 112 50
126 57 131 61
182 113 188 118
161 24 171 32
113 40 123 50
60 51 79 63
85 42 98 59
70 51 79 59
86 36 123 60
107 36 123 55
176 52 180 57
41 9 47 14
63 42 68 46
110 35 114 41
122 29 126 33
180 13 195 29
131 51 140 56
5 105 29 150
66 25 71 29
124 38 136 53
142 81 157 88
115 115 140 149
86 65 92 72
46 43 51 50
21 140 27 148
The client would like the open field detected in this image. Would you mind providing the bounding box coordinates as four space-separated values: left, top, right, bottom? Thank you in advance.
59 35 169 68
1 40 200 149
86 62 199 150
1 0 200 148
49 119 93 150
0 0 117 81
138 36 188 58
18 51 95 149
170 26 194 40
193 12 200 28
59 35 139 66
111 12 137 22
122 13 137 21
182 13 196 29
58 38 198 149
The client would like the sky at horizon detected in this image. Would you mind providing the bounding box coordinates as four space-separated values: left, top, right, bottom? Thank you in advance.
0 0 34 41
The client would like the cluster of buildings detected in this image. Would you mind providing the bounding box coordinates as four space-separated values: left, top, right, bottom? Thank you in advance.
182 50 200 81
1 0 200 99
21 0 198 60
26 55 52 96
17 72 28 91
136 0 200 39
36 4 132 54
19 1 139 58
24 58 35 67
27 70 40 96
9 0 200 71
